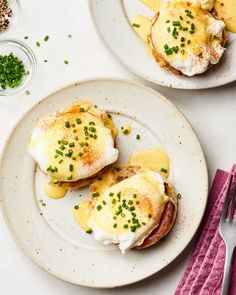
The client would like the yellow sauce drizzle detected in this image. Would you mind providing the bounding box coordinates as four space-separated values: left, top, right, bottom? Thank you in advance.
214 0 236 33
128 147 170 178
141 0 162 12
72 200 92 232
44 180 67 199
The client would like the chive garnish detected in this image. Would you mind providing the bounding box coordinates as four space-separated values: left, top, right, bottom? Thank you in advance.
86 229 93 234
44 35 49 42
109 192 114 197
132 23 140 28
173 21 180 26
80 107 85 112
56 149 63 155
74 205 79 210
124 224 129 229
69 142 75 147
64 60 69 64
36 42 40 47
76 118 82 124
69 164 73 172
102 200 107 205
92 192 99 198
97 204 102 211
65 121 70 128
136 134 140 140
61 139 68 145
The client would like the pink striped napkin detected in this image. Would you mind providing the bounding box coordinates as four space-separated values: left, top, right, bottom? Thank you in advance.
175 165 236 295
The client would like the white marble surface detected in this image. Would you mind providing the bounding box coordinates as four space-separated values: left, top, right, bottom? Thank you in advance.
0 0 236 294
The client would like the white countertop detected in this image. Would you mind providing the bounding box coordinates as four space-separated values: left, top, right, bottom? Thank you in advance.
1 0 236 294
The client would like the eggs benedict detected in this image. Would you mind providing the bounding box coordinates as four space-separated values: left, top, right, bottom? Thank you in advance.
28 101 119 194
73 164 177 253
131 0 227 76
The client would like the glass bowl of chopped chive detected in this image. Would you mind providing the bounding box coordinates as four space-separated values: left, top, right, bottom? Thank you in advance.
0 39 37 96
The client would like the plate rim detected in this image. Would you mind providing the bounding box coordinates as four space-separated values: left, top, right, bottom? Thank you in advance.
0 77 209 287
89 0 236 90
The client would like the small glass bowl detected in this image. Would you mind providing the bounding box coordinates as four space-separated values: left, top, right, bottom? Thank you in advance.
0 0 22 38
0 39 37 96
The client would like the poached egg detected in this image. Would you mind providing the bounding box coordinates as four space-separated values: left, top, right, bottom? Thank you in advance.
28 101 119 183
87 170 170 253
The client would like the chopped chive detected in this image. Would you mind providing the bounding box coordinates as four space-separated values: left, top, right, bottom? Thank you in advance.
54 154 58 159
129 206 135 211
59 159 63 164
67 175 73 180
142 222 146 225
181 37 185 42
92 192 99 198
71 123 75 127
74 136 78 141
173 21 180 26
181 43 185 47
187 40 191 44
148 214 152 218
136 134 140 140
86 229 93 234
109 192 114 197
65 121 70 128
181 49 185 54
133 194 137 198
113 216 117 220
36 42 40 47
74 205 79 210
113 223 118 228
167 27 171 33
124 224 129 229
97 204 102 211
69 164 73 172
80 107 85 112
112 199 116 204
72 157 77 160
165 20 170 23
78 152 83 157
24 36 29 39
56 149 63 155
186 12 193 19
61 139 68 145
76 118 82 124
179 16 183 20
132 23 140 28
164 44 169 50
102 200 107 205
69 142 75 147
64 60 69 64
44 35 49 41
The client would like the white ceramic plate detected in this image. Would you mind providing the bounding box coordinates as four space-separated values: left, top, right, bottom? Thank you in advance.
90 0 236 89
0 78 208 287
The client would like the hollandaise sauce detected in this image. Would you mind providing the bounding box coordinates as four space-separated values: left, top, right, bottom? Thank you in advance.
44 179 67 199
214 0 236 33
72 200 92 233
128 147 170 178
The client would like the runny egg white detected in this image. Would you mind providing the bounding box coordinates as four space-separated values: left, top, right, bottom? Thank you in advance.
28 101 119 183
87 171 170 254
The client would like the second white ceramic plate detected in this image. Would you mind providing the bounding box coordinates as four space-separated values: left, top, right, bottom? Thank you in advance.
0 78 208 287
90 0 236 89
